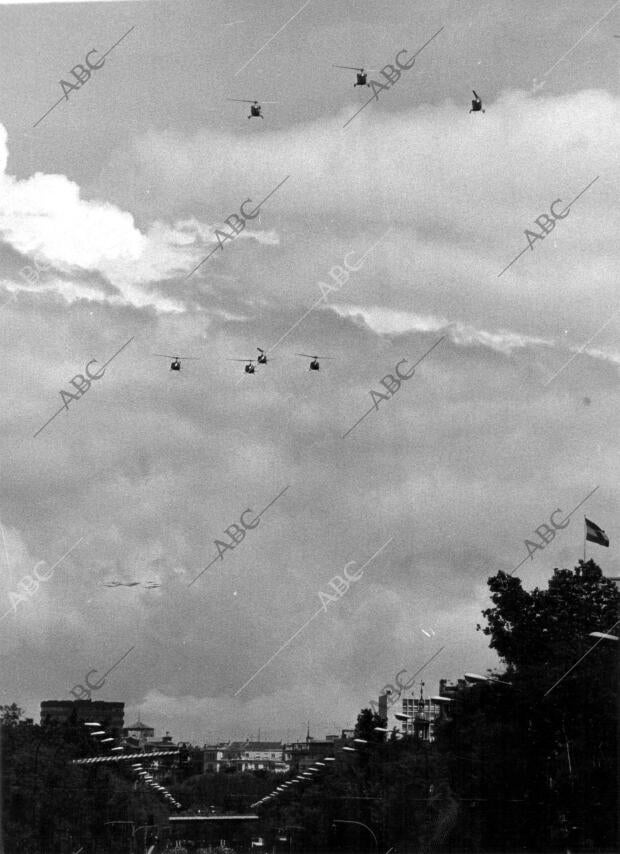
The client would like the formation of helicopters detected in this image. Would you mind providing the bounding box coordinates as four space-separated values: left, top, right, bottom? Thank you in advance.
103 580 161 589
227 64 485 119
154 348 333 373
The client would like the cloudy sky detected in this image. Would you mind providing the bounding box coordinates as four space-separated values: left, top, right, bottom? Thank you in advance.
0 0 618 745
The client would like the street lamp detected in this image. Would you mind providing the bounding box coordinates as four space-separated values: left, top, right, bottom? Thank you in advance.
332 819 379 851
464 673 511 686
589 631 619 641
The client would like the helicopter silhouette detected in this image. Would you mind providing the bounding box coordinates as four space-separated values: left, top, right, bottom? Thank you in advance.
228 98 277 119
333 64 372 87
257 348 273 365
469 90 485 113
103 580 141 588
295 353 334 371
154 354 200 372
229 358 257 374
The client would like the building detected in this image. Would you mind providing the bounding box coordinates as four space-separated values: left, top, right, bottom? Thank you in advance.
400 695 443 741
376 680 460 742
203 743 228 773
206 741 290 773
40 699 124 736
122 719 155 748
285 737 336 771
222 741 288 773
439 677 467 699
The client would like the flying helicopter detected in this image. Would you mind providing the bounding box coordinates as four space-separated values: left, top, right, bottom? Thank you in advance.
469 90 485 113
256 347 273 365
227 99 277 119
333 64 372 87
295 353 334 371
103 580 141 588
229 358 257 374
153 354 200 372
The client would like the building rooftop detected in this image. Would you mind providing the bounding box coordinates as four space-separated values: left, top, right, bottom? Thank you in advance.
227 741 282 751
124 720 154 731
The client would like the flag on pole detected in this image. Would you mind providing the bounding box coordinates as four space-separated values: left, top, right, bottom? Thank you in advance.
585 517 609 547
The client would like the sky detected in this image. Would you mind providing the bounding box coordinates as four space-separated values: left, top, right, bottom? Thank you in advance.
0 0 618 746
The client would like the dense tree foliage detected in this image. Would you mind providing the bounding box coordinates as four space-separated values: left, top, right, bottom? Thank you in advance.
438 560 619 852
1 708 168 853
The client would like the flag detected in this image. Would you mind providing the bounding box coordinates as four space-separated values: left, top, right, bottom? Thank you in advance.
585 517 609 547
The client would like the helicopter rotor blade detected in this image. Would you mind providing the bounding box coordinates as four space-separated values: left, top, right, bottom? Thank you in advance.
228 98 258 104
153 354 200 360
228 358 256 362
333 65 364 71
296 354 334 359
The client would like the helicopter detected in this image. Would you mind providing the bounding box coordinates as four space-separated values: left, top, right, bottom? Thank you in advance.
256 347 272 365
333 64 371 87
103 580 141 588
227 98 277 119
469 90 485 113
154 354 200 372
295 353 334 371
229 358 257 374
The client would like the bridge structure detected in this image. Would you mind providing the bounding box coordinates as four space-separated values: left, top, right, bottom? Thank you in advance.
169 814 260 849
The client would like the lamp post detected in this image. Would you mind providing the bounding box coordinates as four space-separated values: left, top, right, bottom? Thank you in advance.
104 821 160 854
105 821 136 854
464 673 512 686
32 736 65 848
332 819 378 851
135 824 159 854
280 824 305 854
589 631 619 641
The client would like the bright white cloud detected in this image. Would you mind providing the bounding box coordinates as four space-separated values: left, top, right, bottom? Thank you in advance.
0 123 279 311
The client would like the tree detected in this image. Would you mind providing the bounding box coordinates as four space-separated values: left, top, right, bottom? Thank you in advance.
437 560 618 852
354 708 386 743
1 713 170 853
0 703 24 726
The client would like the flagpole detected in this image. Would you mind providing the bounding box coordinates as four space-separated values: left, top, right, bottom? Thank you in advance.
583 516 586 562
